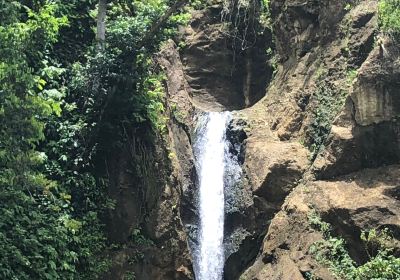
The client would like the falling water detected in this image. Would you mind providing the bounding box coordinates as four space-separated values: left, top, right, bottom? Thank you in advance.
193 111 231 280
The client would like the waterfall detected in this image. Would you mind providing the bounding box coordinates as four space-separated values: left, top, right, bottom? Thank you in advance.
193 111 231 280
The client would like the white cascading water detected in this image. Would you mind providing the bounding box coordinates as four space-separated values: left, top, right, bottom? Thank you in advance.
193 111 231 280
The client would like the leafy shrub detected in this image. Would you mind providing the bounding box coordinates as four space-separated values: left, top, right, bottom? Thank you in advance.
130 228 154 246
308 211 400 280
379 0 400 40
123 271 136 280
307 85 346 160
308 210 332 238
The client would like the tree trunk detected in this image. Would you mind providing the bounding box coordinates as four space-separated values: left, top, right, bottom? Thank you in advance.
97 0 107 50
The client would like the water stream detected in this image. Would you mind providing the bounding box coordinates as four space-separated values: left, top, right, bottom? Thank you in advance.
193 111 231 280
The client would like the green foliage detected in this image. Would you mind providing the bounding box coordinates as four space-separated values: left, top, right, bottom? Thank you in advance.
307 84 347 160
361 228 395 258
127 252 145 264
308 210 331 238
123 271 136 280
52 0 98 63
126 227 155 264
352 251 400 280
308 211 400 280
43 0 189 276
1 0 189 279
303 271 319 280
344 3 352 11
190 0 210 10
130 228 154 246
144 74 168 132
346 69 358 85
267 48 278 76
260 0 271 28
69 0 188 148
378 0 400 40
43 112 113 278
0 1 82 279
344 0 360 11
309 235 357 278
170 101 188 123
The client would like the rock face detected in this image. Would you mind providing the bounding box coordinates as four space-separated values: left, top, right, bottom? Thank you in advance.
240 165 400 280
181 2 273 111
237 0 400 279
105 0 400 279
352 39 400 126
103 131 193 280
102 42 196 280
313 37 400 179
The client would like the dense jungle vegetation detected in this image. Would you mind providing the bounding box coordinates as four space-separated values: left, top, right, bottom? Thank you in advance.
0 0 192 278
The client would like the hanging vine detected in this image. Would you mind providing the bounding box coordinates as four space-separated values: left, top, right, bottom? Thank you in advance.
220 0 270 52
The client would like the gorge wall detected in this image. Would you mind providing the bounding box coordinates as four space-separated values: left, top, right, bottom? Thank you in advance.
105 0 400 279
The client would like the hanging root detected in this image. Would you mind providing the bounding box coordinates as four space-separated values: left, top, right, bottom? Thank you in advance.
220 0 259 52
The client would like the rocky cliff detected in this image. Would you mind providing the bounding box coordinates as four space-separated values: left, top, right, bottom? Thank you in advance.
106 0 400 279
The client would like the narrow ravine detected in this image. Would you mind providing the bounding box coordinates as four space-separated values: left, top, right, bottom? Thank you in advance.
193 112 231 280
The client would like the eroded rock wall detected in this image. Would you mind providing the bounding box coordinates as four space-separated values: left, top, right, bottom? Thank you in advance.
240 165 400 280
101 43 196 279
237 0 400 279
102 129 193 280
105 0 400 279
180 1 273 111
158 0 400 278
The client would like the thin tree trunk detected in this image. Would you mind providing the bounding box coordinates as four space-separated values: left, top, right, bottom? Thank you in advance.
97 0 107 50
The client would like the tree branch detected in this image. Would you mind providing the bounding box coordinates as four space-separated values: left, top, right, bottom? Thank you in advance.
96 0 107 50
138 0 189 49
